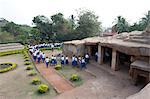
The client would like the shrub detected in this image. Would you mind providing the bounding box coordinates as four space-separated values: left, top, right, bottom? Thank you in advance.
24 58 30 62
54 64 62 70
0 62 17 73
26 66 33 70
0 49 23 56
24 56 29 59
38 84 49 93
31 77 41 85
70 74 79 81
24 62 31 65
28 70 37 76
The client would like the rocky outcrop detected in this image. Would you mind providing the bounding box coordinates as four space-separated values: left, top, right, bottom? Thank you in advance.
127 83 150 99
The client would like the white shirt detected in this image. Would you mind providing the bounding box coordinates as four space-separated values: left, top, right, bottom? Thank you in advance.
37 54 41 58
42 54 45 58
75 57 77 61
33 52 37 56
45 58 49 62
51 44 54 48
85 54 89 58
51 56 54 59
65 57 68 60
53 56 56 60
40 52 43 56
72 57 75 61
61 57 65 61
95 52 98 56
81 59 85 63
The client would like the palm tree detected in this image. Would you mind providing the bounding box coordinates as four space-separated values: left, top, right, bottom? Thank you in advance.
139 10 150 30
114 16 129 33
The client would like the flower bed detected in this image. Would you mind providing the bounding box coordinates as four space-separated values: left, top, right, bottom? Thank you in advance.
0 62 17 73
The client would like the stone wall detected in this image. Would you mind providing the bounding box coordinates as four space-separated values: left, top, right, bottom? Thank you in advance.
131 56 149 63
62 44 85 57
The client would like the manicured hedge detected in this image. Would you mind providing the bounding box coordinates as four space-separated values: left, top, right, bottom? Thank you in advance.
27 70 37 76
70 74 79 81
54 64 62 70
26 66 33 70
31 77 41 85
40 47 62 51
0 50 24 56
38 84 49 93
0 62 17 73
24 62 31 65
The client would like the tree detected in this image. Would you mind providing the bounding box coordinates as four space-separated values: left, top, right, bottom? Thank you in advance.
138 10 150 30
50 13 74 42
32 15 53 42
0 31 15 43
1 22 21 36
29 28 41 44
129 23 140 32
51 13 72 33
113 16 129 33
76 10 101 39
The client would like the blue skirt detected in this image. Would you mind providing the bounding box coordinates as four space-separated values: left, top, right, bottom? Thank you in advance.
51 59 57 65
65 60 69 64
72 60 77 66
61 60 65 65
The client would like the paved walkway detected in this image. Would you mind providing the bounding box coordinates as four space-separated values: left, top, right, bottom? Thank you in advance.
35 63 74 93
54 61 141 99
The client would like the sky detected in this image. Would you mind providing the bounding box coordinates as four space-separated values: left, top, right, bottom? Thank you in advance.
0 0 150 27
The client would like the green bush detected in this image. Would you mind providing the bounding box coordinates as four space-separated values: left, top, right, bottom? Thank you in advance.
0 62 17 73
24 58 30 62
31 77 41 85
0 49 23 56
24 62 31 65
38 84 49 93
26 66 33 70
54 64 62 70
24 56 29 59
70 74 79 81
27 70 37 76
40 47 62 51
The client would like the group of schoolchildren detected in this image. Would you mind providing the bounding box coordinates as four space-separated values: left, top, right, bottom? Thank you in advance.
29 46 69 68
30 48 46 63
29 45 89 70
45 55 69 68
71 53 89 70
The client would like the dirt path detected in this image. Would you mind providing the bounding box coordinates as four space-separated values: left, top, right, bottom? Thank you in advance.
35 63 74 93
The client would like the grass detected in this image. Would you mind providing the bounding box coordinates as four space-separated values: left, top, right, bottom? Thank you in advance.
0 54 57 99
57 65 83 87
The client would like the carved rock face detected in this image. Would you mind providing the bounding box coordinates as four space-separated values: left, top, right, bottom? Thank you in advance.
145 24 150 33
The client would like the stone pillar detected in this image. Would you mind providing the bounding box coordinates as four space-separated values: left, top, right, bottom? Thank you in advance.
98 45 104 64
130 56 135 63
149 48 150 64
111 49 119 71
149 73 150 82
149 56 150 65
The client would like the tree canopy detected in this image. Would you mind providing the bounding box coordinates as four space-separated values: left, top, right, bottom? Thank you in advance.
1 9 150 44
113 10 150 33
